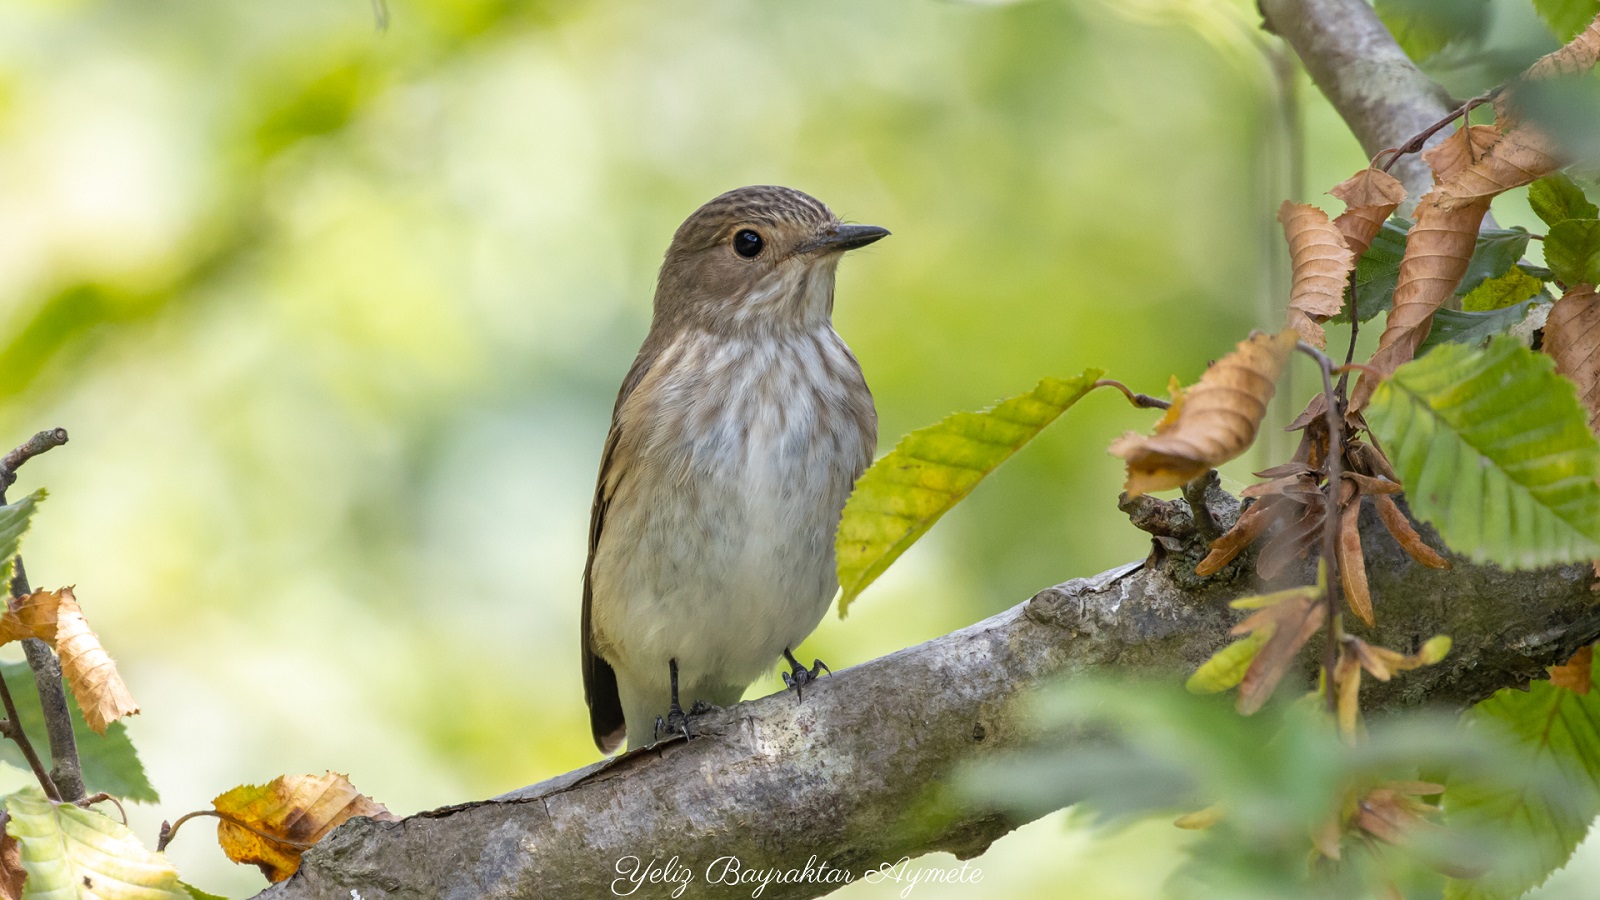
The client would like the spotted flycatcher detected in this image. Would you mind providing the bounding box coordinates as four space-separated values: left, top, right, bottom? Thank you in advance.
581 186 885 752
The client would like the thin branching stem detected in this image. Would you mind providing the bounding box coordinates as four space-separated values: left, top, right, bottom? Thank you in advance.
1372 91 1497 172
1297 341 1344 714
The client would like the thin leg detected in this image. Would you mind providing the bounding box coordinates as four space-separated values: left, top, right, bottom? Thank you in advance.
782 647 831 701
653 659 693 742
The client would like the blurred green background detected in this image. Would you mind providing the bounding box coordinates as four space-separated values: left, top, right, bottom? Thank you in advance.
0 0 1587 896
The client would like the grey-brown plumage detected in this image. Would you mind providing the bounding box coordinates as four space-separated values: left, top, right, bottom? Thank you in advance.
582 186 885 751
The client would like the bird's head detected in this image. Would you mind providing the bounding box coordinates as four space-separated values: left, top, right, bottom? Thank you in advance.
654 185 888 334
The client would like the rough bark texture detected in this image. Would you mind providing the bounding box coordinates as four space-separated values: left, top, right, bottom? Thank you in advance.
1259 0 1458 213
258 490 1600 900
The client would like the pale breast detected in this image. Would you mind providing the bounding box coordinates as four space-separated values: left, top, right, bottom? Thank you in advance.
589 326 876 686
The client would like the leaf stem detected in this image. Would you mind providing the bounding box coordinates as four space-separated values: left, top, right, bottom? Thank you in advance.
1093 380 1171 411
159 809 317 853
1372 91 1497 172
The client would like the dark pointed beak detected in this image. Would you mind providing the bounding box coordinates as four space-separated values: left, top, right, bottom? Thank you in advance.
799 224 891 255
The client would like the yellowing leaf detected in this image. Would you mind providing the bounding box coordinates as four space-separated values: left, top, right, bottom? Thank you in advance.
212 772 398 883
835 370 1103 615
1186 630 1270 695
1111 331 1298 496
5 786 188 899
1461 267 1544 312
1280 201 1357 347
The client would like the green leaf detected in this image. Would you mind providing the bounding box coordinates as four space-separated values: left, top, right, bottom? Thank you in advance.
1531 0 1600 41
1456 227 1531 297
7 786 189 898
1375 0 1490 62
1443 667 1600 899
180 884 229 900
1367 336 1600 568
835 369 1104 615
0 662 157 803
1346 217 1409 323
1186 630 1269 695
1461 267 1545 311
0 490 45 590
1344 221 1530 321
1529 173 1599 227
1418 299 1546 354
1547 218 1600 287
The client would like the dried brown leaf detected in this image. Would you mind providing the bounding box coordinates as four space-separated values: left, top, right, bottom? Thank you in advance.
1352 132 1500 411
0 822 21 900
1342 471 1403 495
1543 284 1600 434
214 772 399 882
1237 591 1327 714
1435 126 1565 212
1374 494 1452 569
1196 500 1278 576
1549 644 1593 694
49 588 137 734
1330 167 1407 259
1280 202 1357 347
1356 786 1440 846
1112 331 1299 495
1524 15 1600 82
1287 393 1328 433
1350 439 1400 483
1338 496 1374 626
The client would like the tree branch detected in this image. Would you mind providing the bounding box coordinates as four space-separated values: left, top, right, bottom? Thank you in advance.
0 430 84 802
258 500 1599 900
1258 0 1458 212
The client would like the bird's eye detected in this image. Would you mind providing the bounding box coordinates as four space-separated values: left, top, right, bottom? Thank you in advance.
733 229 764 258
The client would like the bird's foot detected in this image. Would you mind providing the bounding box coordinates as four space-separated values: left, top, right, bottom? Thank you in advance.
652 700 716 743
782 647 831 701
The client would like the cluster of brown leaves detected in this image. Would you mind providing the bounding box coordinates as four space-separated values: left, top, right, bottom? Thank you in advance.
1198 406 1449 626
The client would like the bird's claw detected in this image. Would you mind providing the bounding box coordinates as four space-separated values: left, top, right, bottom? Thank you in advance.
782 648 830 701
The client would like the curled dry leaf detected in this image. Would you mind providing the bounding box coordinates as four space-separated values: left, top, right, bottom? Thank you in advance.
213 771 400 882
1339 495 1374 627
1330 167 1407 259
1352 127 1500 412
5 588 138 733
52 588 138 734
1355 783 1444 846
1542 284 1600 434
1523 14 1600 82
1434 127 1566 213
1111 330 1299 496
1280 202 1357 347
1195 499 1276 576
1549 644 1593 694
1373 494 1452 569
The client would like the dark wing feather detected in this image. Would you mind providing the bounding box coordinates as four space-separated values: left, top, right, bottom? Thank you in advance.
582 343 664 753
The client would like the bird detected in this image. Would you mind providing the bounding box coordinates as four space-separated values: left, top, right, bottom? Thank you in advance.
581 185 886 752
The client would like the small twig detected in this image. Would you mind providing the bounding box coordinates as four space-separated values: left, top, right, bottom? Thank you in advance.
1181 472 1223 542
0 675 58 802
1093 379 1172 411
1373 92 1497 173
77 792 127 825
0 428 67 493
1297 341 1344 715
1338 270 1361 396
159 809 315 853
